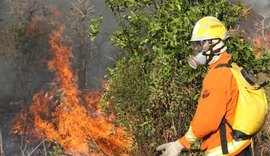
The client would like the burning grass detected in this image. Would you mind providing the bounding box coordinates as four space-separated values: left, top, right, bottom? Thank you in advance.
11 25 132 156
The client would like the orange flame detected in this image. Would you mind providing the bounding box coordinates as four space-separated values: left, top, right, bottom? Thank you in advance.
12 25 132 155
252 34 270 55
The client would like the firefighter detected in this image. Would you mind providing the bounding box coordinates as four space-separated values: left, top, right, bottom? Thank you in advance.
156 16 252 156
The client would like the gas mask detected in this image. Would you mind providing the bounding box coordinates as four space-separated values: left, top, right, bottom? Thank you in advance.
187 39 226 69
187 40 209 69
187 51 207 69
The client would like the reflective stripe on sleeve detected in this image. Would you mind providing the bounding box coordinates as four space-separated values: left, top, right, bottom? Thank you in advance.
205 139 250 156
184 126 199 144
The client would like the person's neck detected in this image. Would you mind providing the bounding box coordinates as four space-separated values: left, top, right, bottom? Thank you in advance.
209 52 231 69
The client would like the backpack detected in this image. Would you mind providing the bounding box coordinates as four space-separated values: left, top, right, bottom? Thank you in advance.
216 61 268 154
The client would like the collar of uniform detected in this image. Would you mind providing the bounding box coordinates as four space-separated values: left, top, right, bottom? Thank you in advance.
209 52 231 69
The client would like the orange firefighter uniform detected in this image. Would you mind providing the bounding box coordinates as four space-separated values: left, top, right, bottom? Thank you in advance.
179 52 251 156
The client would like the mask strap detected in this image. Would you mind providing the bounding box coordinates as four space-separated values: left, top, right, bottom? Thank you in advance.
202 39 224 65
202 40 215 65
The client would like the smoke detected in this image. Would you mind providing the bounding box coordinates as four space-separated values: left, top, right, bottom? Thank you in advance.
0 1 122 155
229 0 270 39
230 0 270 12
46 0 120 89
0 0 120 102
246 0 270 12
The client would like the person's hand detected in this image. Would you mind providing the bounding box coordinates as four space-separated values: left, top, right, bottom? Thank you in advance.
156 140 184 156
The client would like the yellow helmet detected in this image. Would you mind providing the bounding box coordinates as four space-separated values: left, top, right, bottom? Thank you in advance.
190 16 227 41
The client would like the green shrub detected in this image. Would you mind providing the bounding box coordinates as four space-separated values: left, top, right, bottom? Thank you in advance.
102 0 270 155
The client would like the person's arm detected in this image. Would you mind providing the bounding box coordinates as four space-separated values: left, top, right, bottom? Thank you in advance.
156 69 232 155
180 71 229 148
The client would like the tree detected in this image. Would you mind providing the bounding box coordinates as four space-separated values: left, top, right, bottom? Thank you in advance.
66 0 104 90
102 0 270 155
5 0 54 104
67 0 94 89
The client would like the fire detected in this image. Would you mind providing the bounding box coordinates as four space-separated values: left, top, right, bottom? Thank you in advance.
252 33 270 55
11 25 132 155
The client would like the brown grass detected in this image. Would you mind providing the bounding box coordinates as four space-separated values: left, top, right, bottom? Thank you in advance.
254 73 270 156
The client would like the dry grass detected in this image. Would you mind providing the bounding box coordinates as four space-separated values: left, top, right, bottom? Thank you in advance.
255 113 270 155
254 73 270 155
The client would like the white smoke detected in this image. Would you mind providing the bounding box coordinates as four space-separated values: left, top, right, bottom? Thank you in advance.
247 0 270 12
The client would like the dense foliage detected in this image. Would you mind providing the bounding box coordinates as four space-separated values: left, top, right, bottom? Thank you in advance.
102 0 270 155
